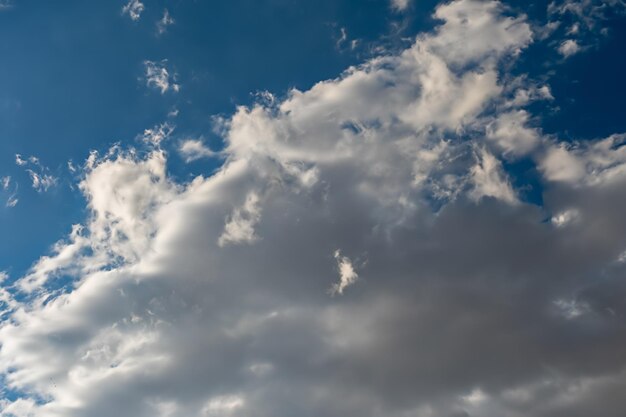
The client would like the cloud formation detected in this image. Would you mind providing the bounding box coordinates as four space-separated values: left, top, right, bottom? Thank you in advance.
14 154 58 193
143 60 180 94
1 1 626 417
122 0 144 22
156 9 174 35
178 139 216 162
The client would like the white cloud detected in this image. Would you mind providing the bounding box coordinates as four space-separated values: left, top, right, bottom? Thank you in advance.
551 209 580 227
2 176 18 207
218 191 262 247
14 154 58 193
27 170 57 192
486 110 540 156
3 2 626 417
546 0 625 59
390 0 411 12
143 60 180 94
541 144 586 183
558 39 581 57
178 139 216 162
541 134 626 186
156 9 175 35
122 0 144 21
202 395 245 416
14 154 27 166
140 122 175 147
330 250 359 295
469 147 517 204
5 196 17 207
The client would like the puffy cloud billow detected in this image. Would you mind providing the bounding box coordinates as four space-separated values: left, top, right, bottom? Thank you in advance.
2 1 626 416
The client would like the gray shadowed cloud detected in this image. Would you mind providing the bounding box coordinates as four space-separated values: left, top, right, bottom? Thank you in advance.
1 1 626 416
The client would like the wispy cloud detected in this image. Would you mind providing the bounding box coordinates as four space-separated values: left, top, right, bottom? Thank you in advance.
15 154 58 193
1 175 18 207
156 9 175 35
140 122 175 147
0 0 14 11
122 0 144 21
143 60 180 94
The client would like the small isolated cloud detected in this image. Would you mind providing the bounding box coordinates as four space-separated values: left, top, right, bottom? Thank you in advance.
391 0 411 12
14 154 27 166
143 60 180 94
335 27 359 52
5 195 18 207
558 39 581 57
551 209 580 227
179 139 215 162
156 9 175 35
1 176 19 207
140 122 175 147
15 154 58 193
202 395 246 416
330 250 358 295
546 0 625 58
27 170 57 193
122 0 144 21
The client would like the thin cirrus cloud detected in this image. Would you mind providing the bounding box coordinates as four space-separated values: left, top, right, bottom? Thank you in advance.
1 1 626 417
14 154 58 193
0 176 18 207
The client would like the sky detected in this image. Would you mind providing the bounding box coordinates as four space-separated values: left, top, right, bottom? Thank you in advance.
0 0 626 416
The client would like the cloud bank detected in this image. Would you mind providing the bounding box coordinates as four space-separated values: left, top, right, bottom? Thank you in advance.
2 1 626 416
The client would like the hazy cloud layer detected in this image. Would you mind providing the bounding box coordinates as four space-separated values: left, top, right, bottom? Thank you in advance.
1 1 626 417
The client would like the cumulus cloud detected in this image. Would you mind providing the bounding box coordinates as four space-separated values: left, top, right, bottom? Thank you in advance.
0 176 17 207
143 60 180 94
122 0 144 21
558 39 581 57
2 2 626 417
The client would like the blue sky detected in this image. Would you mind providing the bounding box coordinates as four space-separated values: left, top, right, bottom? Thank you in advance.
1 1 626 416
